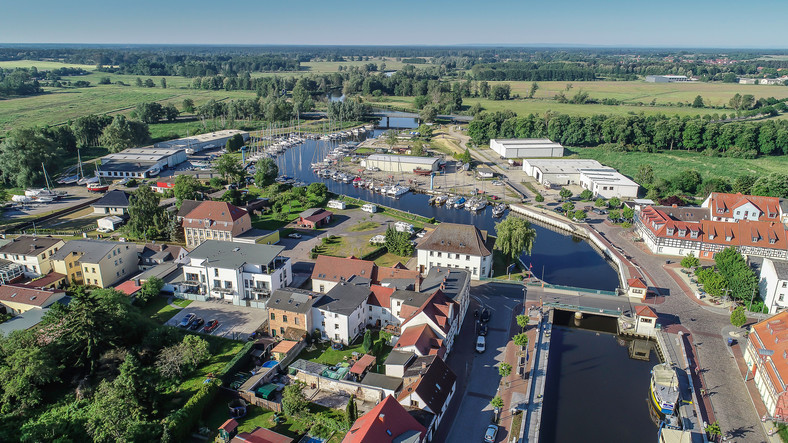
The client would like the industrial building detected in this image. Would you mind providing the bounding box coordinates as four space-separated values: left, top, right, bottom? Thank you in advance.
645 75 693 83
578 169 640 199
154 129 250 154
361 154 440 173
522 158 638 198
99 148 187 179
489 138 564 158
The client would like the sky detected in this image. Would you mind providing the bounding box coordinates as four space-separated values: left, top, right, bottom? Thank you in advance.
1 0 786 48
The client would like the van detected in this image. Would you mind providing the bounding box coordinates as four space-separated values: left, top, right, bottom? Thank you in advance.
476 336 486 353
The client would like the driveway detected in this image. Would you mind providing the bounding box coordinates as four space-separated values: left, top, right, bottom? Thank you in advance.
165 300 269 340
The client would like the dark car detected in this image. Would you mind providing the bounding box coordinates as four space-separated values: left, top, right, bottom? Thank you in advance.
178 313 196 328
478 323 488 336
203 319 220 333
189 318 205 330
480 309 491 323
593 208 608 215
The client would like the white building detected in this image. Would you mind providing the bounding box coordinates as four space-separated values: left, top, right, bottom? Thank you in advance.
396 355 457 442
416 222 492 280
312 279 371 344
739 78 758 85
522 159 605 187
180 240 291 306
579 168 640 199
760 259 788 313
0 236 65 278
154 129 250 154
645 75 692 83
361 204 378 213
99 148 187 178
489 138 563 158
361 154 440 173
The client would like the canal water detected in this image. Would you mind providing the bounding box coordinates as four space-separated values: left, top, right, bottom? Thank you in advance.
274 115 620 291
539 310 659 442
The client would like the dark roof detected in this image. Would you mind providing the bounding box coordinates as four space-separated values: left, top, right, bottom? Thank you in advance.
268 289 321 314
176 199 202 218
399 356 457 414
361 372 403 392
138 243 185 263
384 350 416 366
313 279 371 316
51 240 131 263
299 207 327 218
420 268 470 302
186 241 285 269
0 236 62 256
312 255 376 283
416 223 491 256
771 259 788 280
92 190 130 208
289 359 329 375
654 205 710 222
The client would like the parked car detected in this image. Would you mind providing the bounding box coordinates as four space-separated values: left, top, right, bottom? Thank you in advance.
203 319 220 333
190 318 205 330
288 233 302 239
478 323 488 336
480 309 491 323
179 313 196 328
484 424 499 442
593 208 608 215
476 336 486 353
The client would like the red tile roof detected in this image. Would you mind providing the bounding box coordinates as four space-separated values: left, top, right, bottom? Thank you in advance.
302 209 333 223
635 305 658 318
627 277 647 289
368 285 395 308
350 354 376 375
232 426 293 443
373 266 420 285
219 419 239 433
401 290 457 335
343 395 426 443
706 192 781 221
0 285 63 307
23 271 66 289
748 311 788 418
271 340 299 354
394 324 445 358
114 279 141 296
182 201 248 230
312 256 376 284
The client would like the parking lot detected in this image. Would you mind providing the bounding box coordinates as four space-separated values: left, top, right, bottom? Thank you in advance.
164 300 269 340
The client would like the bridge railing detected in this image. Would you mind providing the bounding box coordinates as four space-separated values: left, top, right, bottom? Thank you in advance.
544 302 622 317
481 277 618 297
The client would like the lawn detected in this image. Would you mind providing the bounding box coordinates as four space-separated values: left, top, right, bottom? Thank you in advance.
347 221 379 232
374 252 411 268
297 331 392 373
138 296 192 324
172 335 245 403
251 204 305 231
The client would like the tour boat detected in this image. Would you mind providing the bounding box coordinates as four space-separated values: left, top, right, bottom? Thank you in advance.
413 168 432 176
650 363 679 416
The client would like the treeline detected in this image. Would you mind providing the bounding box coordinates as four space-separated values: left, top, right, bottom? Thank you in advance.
469 111 788 157
97 54 300 77
472 62 598 81
0 68 42 97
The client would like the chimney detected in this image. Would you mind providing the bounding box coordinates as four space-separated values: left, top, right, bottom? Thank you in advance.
378 414 385 422
421 361 427 371
440 283 445 291
672 204 678 208
134 278 141 286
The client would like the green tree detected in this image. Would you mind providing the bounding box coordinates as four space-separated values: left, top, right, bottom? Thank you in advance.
163 104 179 122
579 189 593 201
572 210 587 221
494 216 537 268
681 253 700 269
127 186 167 240
621 207 635 221
534 193 544 202
705 420 722 437
160 78 167 89
516 314 529 331
528 82 539 99
225 134 245 153
254 158 279 188
384 226 414 257
561 201 575 214
0 128 65 188
730 306 747 328
137 277 164 305
609 209 621 221
144 78 155 88
345 395 358 425
173 175 200 209
457 148 472 164
214 154 245 185
714 247 758 302
362 330 373 354
19 399 90 442
498 362 512 378
420 105 438 123
490 396 504 409
307 182 328 201
282 382 309 417
594 198 606 207
691 95 704 108
99 115 150 153
385 130 399 150
135 102 164 124
635 164 655 188
513 332 529 348
411 140 425 156
608 197 621 208
182 98 195 113
0 345 62 413
559 188 572 200
135 77 143 87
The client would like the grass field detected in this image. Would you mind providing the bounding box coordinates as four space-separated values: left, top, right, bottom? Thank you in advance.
0 60 96 70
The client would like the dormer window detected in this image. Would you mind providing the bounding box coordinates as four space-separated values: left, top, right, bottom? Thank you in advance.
752 236 759 242
770 238 777 245
666 228 675 236
725 235 732 242
690 231 698 239
708 234 715 240
678 229 686 237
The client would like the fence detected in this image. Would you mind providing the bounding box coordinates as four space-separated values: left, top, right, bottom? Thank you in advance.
543 302 622 317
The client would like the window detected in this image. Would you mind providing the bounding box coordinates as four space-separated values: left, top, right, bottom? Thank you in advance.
214 269 219 277
319 284 325 292
429 251 434 256
294 318 299 325
369 306 372 311
473 267 477 275
466 255 470 260
782 282 787 288
779 295 784 302
335 334 340 340
280 327 285 335
271 313 276 320
214 281 220 288
114 260 118 266
334 324 339 329
397 301 401 306
224 280 232 289
437 252 442 258
410 400 418 407
283 315 288 323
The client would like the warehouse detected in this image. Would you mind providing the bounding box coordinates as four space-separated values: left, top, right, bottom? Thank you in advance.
154 130 250 154
579 169 639 199
361 154 440 173
489 138 563 158
645 75 693 83
98 148 187 179
522 159 604 186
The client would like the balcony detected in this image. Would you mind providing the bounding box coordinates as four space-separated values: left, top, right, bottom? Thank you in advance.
212 286 235 294
250 287 271 296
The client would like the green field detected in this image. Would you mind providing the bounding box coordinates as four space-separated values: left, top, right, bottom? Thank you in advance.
0 60 97 70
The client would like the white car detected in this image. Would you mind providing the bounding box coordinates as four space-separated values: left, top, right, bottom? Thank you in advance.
476 336 486 353
484 425 498 442
288 233 302 239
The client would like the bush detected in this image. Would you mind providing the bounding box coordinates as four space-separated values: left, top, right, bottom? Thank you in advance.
126 179 137 187
218 341 254 381
162 380 220 443
730 306 747 328
535 193 544 202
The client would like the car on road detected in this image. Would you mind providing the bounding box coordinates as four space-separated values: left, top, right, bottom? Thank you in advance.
203 319 220 333
480 309 491 323
288 233 302 239
179 313 196 328
476 336 486 353
189 317 205 330
484 424 499 442
478 323 488 336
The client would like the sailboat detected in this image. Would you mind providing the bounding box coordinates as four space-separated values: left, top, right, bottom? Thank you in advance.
26 164 63 202
87 164 109 193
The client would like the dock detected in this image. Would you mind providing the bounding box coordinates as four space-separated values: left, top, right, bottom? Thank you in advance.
522 309 553 443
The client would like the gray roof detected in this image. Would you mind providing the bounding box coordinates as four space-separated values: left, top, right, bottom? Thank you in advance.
137 262 182 283
100 160 158 173
0 236 62 256
420 268 470 302
176 199 202 218
367 154 440 166
235 228 276 240
385 350 416 366
476 167 495 175
50 240 131 263
771 259 788 280
186 240 285 269
290 359 329 375
269 289 321 314
0 296 70 337
92 190 130 208
361 372 403 392
391 289 431 309
654 206 710 223
417 223 491 256
313 279 371 315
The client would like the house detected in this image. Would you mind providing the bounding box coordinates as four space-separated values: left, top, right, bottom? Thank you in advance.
232 426 293 443
394 324 446 358
361 204 377 213
627 277 648 300
760 259 788 313
298 208 333 229
133 262 184 294
395 289 459 354
175 199 203 221
327 200 347 210
522 159 604 187
578 168 639 199
397 355 457 442
267 289 322 339
634 305 658 336
153 176 176 193
416 222 493 280
476 167 495 179
181 201 253 247
490 138 564 158
218 418 239 442
646 75 692 83
0 236 65 278
739 78 758 85
91 190 131 215
312 278 372 344
350 354 376 379
744 311 788 419
181 241 292 305
0 284 66 316
51 240 138 288
419 267 471 328
97 216 125 232
384 350 417 378
22 271 67 290
360 372 404 397
343 395 427 443
137 243 187 270
271 340 300 362
311 255 419 294
702 192 782 223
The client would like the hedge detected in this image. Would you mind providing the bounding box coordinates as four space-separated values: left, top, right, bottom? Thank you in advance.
218 341 254 382
360 246 387 261
162 379 220 442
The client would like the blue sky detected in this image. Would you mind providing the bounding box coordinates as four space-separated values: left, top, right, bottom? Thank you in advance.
1 0 785 48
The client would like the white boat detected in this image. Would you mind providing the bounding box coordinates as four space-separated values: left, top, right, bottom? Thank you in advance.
650 363 679 416
435 194 448 205
492 204 507 217
11 195 32 203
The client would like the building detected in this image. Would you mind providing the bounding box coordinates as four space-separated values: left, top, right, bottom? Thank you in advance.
760 78 786 86
633 305 658 336
419 267 471 327
154 177 176 193
343 395 427 443
394 323 446 358
362 154 440 173
645 75 692 83
312 278 372 344
760 259 788 313
0 259 25 284
578 168 639 199
97 216 125 232
51 240 139 287
397 355 457 441
489 138 564 158
267 289 322 339
311 255 420 294
232 426 293 443
0 284 66 315
627 277 648 300
739 78 758 85
154 129 249 154
702 192 782 223
298 208 333 229
98 148 187 179
180 240 292 305
416 222 492 280
91 190 130 215
137 243 187 270
395 289 459 354
181 201 253 247
476 167 495 179
744 311 788 419
0 236 65 278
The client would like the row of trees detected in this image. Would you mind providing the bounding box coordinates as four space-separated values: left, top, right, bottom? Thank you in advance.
694 247 761 311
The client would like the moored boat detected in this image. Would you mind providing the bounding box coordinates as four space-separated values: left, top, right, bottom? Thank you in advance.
650 363 679 416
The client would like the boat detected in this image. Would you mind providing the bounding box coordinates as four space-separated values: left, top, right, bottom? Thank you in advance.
435 194 448 206
413 168 432 176
454 197 466 209
650 363 680 416
87 164 109 193
468 200 487 212
446 196 459 207
492 203 507 217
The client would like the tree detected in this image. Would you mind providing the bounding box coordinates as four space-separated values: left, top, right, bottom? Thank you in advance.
99 115 150 153
516 314 529 331
608 197 621 208
691 95 704 108
135 102 164 124
731 306 747 328
535 193 544 203
411 140 425 156
0 128 65 188
345 395 358 425
160 78 167 89
385 130 399 150
705 420 722 438
135 77 143 87
0 345 62 413
307 182 328 201
362 330 373 354
714 247 758 302
225 134 245 153
528 82 539 99
752 173 788 198
635 164 654 188
144 78 155 88
680 253 700 270
579 189 593 201
559 188 572 200
173 175 200 208
282 382 309 417
385 226 414 257
490 396 504 409
182 98 195 113
127 185 168 240
572 210 587 221
254 158 279 188
163 104 179 122
155 334 209 380
457 148 472 164
420 105 437 123
494 216 537 269
498 362 512 378
137 277 164 305
561 202 575 214
594 198 606 207
214 154 245 185
621 207 635 222
513 332 529 348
